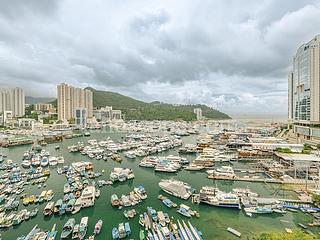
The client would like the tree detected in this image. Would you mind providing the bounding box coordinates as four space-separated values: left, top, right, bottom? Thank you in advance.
313 194 320 207
255 230 314 240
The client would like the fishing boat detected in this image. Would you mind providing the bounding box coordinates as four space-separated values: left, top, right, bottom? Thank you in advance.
139 229 145 240
22 160 31 168
43 201 54 216
112 227 120 239
79 216 88 240
61 218 76 239
124 222 131 236
30 208 39 218
72 224 80 239
72 198 82 214
40 157 49 167
54 199 63 214
93 219 103 235
47 224 57 240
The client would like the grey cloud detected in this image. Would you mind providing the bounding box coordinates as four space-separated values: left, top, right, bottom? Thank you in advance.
0 0 319 113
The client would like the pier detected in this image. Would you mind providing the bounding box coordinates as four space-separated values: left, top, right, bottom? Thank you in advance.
208 175 283 183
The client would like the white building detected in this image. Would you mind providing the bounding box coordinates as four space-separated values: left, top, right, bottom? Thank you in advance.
288 34 320 144
75 107 87 127
0 87 25 117
57 83 93 121
93 106 122 122
194 108 202 120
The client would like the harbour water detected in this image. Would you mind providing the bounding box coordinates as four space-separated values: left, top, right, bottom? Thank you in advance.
0 129 313 239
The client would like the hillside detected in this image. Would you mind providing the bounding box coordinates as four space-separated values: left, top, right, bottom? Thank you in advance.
26 96 55 105
87 88 231 121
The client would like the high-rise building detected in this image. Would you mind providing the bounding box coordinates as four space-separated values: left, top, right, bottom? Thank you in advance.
0 87 25 117
288 34 320 144
57 83 93 121
194 108 202 120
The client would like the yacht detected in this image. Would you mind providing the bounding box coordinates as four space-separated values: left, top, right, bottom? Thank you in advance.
80 186 95 208
199 186 240 209
159 179 193 200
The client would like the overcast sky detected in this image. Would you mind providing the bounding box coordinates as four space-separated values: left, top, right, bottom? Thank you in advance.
0 0 320 114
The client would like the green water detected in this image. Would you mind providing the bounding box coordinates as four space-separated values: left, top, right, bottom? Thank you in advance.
0 130 314 240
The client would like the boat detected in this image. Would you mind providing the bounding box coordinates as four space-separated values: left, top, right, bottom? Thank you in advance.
79 216 88 240
61 218 76 239
162 198 173 208
139 229 145 240
22 160 31 168
177 204 192 218
244 206 273 214
72 198 82 214
49 157 58 166
227 227 241 237
43 201 55 216
54 199 63 214
40 157 49 167
72 224 80 239
30 208 39 218
185 163 204 171
80 186 95 207
118 223 126 238
198 186 240 208
112 227 120 239
94 219 103 235
47 224 57 240
158 179 193 200
124 222 131 236
111 194 120 207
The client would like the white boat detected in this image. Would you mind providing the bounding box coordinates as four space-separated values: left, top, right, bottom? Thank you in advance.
199 186 240 209
80 186 95 208
49 157 58 166
22 160 31 168
158 179 193 200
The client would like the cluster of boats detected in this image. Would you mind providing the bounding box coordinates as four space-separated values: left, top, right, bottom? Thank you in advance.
21 147 64 168
109 167 134 183
112 222 131 239
139 155 189 173
111 185 148 208
0 208 38 228
22 189 54 205
138 206 203 240
68 134 183 161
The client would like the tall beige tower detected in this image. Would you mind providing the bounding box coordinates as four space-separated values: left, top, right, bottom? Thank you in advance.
0 87 25 117
57 83 93 121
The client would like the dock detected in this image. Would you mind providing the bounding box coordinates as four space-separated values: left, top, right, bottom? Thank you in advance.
208 175 283 183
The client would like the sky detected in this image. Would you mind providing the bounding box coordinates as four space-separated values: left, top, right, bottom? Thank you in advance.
0 0 320 114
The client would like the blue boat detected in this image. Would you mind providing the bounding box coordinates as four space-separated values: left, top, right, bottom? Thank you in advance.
177 208 191 218
147 207 158 222
162 199 173 208
59 203 67 215
124 222 131 236
112 227 119 239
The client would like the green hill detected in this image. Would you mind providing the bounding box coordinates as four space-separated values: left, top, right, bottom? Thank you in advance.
87 87 231 121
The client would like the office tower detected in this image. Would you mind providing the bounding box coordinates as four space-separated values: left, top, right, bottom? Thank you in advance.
194 108 203 120
288 34 320 143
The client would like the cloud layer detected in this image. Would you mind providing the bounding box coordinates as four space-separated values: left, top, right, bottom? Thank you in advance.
0 0 319 114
